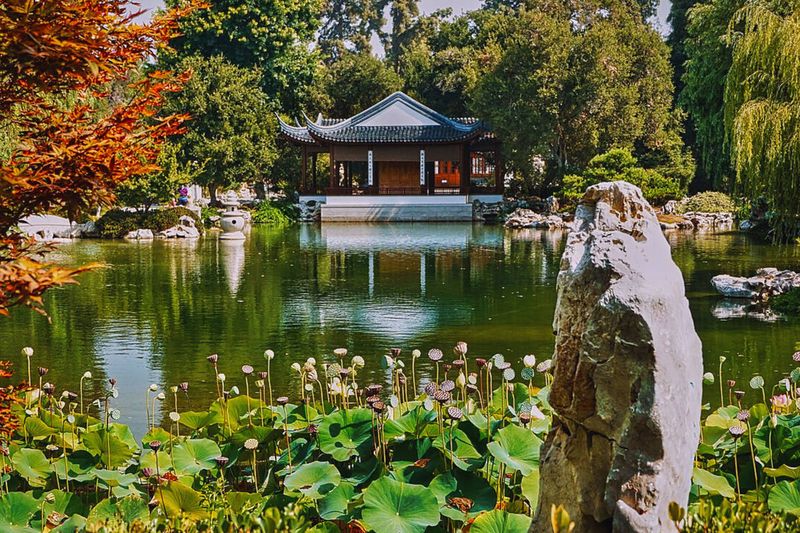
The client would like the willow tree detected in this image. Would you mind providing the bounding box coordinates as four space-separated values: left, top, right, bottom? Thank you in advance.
725 2 800 241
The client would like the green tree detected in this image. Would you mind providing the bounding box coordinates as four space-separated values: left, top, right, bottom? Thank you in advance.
164 56 277 204
386 0 420 63
680 0 742 190
165 0 323 115
724 1 800 241
318 0 388 60
471 1 681 192
318 52 403 117
116 142 188 212
561 148 683 205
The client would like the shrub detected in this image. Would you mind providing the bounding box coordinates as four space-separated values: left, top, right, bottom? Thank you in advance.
772 288 800 315
95 207 201 238
559 149 683 206
251 200 297 225
678 191 737 214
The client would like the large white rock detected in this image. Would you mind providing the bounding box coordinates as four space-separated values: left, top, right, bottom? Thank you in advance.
711 274 758 299
532 181 703 532
124 229 154 240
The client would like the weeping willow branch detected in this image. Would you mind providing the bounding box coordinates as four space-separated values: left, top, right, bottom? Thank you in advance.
725 2 800 241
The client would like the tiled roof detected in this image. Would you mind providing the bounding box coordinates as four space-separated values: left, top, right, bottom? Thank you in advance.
279 92 489 145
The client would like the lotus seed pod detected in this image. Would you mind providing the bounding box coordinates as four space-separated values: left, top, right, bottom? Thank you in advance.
21 347 33 357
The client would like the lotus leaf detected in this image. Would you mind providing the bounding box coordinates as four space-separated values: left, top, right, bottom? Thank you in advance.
433 427 483 471
284 461 341 499
178 410 220 431
385 406 437 439
429 470 496 520
770 480 800 515
487 424 542 476
87 496 149 525
361 477 440 533
318 481 356 520
172 438 221 475
469 509 532 532
693 467 735 498
319 408 374 461
154 480 208 519
11 448 51 487
82 429 136 468
0 492 39 530
520 469 540 508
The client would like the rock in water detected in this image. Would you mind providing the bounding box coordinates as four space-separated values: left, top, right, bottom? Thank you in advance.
532 181 702 532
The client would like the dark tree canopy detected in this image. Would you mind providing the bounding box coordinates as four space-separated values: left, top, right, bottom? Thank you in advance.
164 55 277 203
317 52 403 117
318 0 388 60
165 0 322 114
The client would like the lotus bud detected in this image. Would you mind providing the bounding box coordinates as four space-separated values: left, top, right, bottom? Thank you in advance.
291 362 302 373
454 341 468 356
82 371 92 379
207 354 219 364
217 373 226 382
22 347 33 357
38 367 48 377
306 357 316 366
149 383 158 392
456 371 466 388
352 356 365 368
390 348 401 357
523 354 536 368
149 440 161 451
264 349 275 360
179 382 189 393
258 371 268 380
412 349 421 359
156 392 165 401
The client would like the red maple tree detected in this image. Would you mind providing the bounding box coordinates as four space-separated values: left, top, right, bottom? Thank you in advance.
0 0 199 316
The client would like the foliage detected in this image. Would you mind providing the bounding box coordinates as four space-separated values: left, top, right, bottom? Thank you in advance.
162 55 277 205
0 0 193 316
4 342 800 529
724 2 800 242
316 52 403 117
95 207 201 239
164 0 322 115
560 149 684 206
250 202 293 226
318 0 387 59
471 1 680 193
772 289 800 316
115 142 188 212
0 343 551 531
677 191 737 214
680 0 741 191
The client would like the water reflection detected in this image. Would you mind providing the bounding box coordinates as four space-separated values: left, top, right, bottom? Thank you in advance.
0 225 798 436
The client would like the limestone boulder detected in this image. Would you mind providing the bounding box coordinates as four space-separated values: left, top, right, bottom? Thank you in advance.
532 181 703 532
124 229 154 240
711 274 758 299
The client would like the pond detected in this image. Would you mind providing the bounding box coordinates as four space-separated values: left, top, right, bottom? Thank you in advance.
2 224 799 435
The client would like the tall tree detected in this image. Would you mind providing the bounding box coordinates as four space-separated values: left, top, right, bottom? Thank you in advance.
318 52 403 117
164 55 277 204
667 0 700 95
165 0 323 114
471 0 684 192
680 0 742 190
386 0 420 62
318 0 388 60
724 1 800 241
0 0 191 316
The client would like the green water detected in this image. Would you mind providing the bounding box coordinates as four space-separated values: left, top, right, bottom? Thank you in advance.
1 224 799 434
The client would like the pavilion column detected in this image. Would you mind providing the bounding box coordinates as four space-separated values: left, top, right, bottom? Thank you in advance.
460 145 470 195
301 146 307 194
495 148 503 195
329 148 335 190
312 153 318 193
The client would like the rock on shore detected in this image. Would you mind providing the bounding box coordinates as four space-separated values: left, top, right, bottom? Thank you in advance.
504 208 567 229
712 268 800 300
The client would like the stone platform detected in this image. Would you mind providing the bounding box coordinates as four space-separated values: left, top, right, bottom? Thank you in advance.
305 194 502 222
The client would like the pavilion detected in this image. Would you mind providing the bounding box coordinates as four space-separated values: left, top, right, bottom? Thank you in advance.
279 92 503 221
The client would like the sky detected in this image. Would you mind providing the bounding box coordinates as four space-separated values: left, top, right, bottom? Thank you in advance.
134 0 673 35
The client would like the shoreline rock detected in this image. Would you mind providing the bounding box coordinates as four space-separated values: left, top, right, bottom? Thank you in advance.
503 208 567 229
711 268 800 300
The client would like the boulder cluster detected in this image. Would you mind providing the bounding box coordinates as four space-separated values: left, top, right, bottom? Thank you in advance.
503 209 568 229
659 212 735 231
124 215 201 240
711 268 800 300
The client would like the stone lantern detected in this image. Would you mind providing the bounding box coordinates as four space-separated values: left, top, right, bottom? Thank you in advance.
220 191 246 241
